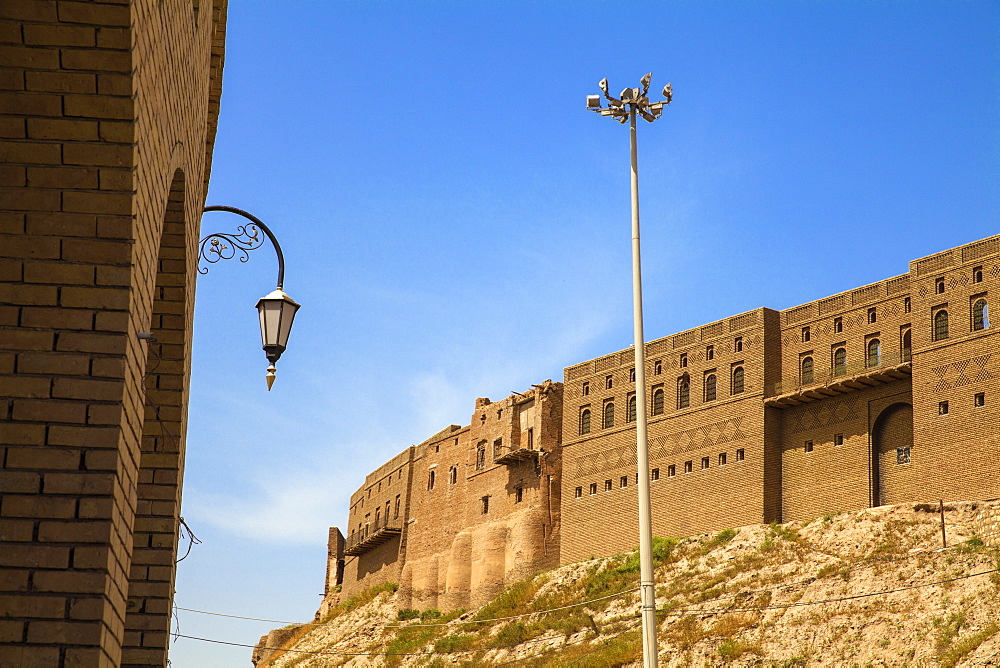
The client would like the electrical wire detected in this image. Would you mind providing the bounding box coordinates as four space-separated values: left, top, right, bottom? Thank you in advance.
174 586 640 630
176 517 202 563
173 540 990 630
172 621 612 658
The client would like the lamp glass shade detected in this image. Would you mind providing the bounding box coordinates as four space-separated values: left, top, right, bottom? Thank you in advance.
255 289 301 362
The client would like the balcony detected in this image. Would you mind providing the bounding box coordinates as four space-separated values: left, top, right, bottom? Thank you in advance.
493 444 541 465
344 517 403 556
764 352 912 408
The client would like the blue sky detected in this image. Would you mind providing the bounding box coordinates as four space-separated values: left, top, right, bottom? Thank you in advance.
169 2 999 665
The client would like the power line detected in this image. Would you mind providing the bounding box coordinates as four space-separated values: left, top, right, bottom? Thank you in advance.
173 540 986 630
172 568 999 660
174 586 640 630
172 621 616 658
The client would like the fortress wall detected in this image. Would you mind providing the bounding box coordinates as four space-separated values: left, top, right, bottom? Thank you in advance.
907 237 1000 503
339 384 562 607
779 380 912 522
560 310 775 563
331 235 999 616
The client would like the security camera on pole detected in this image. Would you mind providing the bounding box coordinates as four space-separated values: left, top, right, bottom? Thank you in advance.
587 73 672 668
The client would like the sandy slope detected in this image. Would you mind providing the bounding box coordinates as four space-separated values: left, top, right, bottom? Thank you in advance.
255 499 1000 667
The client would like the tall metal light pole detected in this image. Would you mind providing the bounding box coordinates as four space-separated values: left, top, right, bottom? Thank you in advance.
587 73 672 668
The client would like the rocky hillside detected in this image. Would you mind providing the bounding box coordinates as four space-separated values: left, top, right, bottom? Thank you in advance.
254 500 1000 667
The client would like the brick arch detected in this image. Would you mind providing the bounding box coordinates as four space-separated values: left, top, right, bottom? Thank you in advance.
871 402 914 507
123 169 192 667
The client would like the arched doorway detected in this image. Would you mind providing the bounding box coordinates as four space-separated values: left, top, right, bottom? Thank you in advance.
871 403 914 506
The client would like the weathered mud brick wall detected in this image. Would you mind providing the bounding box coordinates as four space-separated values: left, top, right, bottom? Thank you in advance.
333 382 563 611
0 1 226 665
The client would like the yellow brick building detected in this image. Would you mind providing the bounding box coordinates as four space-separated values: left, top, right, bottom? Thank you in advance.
0 2 226 665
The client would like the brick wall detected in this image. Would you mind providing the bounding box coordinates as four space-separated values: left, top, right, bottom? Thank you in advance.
0 1 226 665
326 240 998 618
336 382 563 611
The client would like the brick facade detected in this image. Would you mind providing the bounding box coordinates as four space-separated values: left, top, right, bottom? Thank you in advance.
330 235 999 603
332 381 563 611
0 2 226 665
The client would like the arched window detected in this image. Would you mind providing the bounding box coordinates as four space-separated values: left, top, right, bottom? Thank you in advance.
866 339 881 368
704 374 717 402
654 361 662 375
652 388 664 415
677 375 690 409
602 402 615 429
800 357 813 384
901 329 911 362
579 409 591 435
972 299 989 331
833 348 847 376
449 466 457 485
731 367 744 395
934 310 949 341
627 395 637 422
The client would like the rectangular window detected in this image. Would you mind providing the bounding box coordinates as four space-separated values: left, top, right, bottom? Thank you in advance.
515 486 523 503
589 483 597 495
706 345 714 360
582 381 589 396
619 475 628 488
833 317 843 333
834 433 844 446
938 401 949 415
684 461 693 474
974 392 985 407
481 496 489 514
629 367 636 382
575 486 583 498
701 456 710 470
651 468 660 481
476 443 486 470
667 465 676 477
867 307 877 324
718 452 727 466
736 448 745 462
904 297 911 313
527 428 534 449
604 479 613 492
804 440 814 453
428 470 436 490
801 326 810 342
493 437 503 459
896 447 911 465
734 336 743 353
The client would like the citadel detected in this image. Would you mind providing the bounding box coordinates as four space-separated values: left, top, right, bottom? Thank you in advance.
324 235 999 613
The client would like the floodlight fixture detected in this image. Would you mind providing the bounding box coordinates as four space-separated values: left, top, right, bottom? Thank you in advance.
587 95 602 109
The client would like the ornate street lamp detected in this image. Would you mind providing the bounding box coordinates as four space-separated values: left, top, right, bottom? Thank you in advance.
587 74 672 668
199 205 301 390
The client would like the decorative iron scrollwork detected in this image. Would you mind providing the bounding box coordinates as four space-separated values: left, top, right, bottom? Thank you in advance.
197 225 266 275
